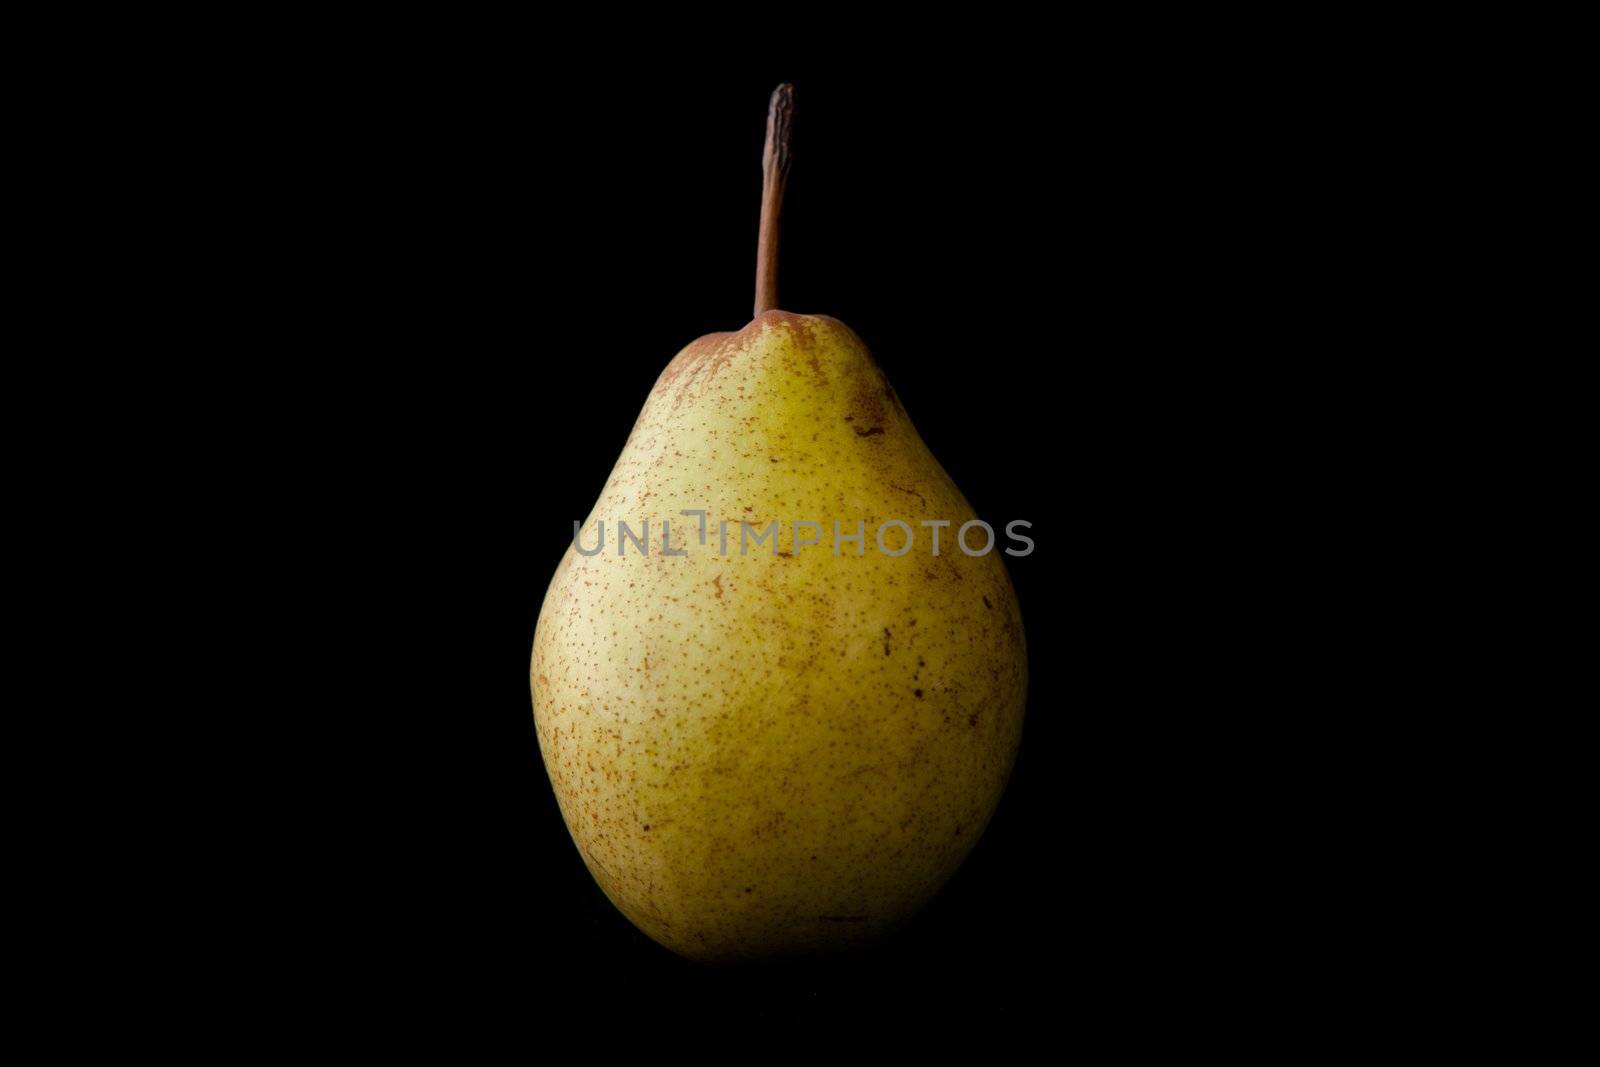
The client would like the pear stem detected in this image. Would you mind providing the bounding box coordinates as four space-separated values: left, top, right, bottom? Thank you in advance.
754 83 794 317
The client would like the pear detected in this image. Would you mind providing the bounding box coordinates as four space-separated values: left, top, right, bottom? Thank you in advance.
530 85 1025 962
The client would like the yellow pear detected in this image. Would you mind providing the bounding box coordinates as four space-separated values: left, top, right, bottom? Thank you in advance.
530 85 1025 962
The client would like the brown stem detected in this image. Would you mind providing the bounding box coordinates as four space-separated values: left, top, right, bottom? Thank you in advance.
754 83 794 316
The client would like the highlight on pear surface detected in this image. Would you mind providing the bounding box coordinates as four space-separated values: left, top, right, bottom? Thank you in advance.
529 85 1027 963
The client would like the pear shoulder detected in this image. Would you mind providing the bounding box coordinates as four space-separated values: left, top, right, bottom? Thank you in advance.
654 310 892 424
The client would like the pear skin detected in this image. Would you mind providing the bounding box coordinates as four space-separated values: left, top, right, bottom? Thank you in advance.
530 311 1026 962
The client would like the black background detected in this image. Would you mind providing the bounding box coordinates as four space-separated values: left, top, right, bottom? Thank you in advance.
42 16 1518 1041
288 59 1335 1023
